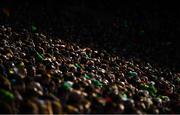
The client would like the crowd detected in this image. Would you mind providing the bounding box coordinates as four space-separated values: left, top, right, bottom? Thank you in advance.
0 0 180 114
0 25 179 114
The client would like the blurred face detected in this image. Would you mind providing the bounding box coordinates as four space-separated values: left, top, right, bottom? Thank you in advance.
29 66 36 77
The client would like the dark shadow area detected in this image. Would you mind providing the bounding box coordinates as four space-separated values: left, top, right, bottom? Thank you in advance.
0 0 179 71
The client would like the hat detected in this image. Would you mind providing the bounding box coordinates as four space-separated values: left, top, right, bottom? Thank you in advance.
92 80 102 87
62 82 73 91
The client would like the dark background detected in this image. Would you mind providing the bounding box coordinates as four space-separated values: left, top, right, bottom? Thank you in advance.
0 0 180 71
